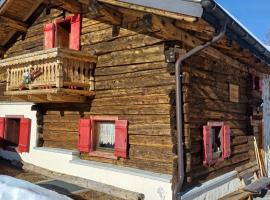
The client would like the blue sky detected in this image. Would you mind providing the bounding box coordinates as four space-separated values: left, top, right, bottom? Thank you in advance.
216 0 270 44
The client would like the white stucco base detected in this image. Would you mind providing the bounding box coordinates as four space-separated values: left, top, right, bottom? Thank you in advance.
0 103 173 200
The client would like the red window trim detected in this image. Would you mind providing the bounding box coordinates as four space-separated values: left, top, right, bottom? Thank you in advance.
44 14 81 50
78 116 128 159
89 116 119 159
90 116 119 121
203 122 231 166
5 115 24 119
0 116 31 153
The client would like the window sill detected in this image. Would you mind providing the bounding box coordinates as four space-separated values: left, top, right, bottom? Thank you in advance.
89 151 117 160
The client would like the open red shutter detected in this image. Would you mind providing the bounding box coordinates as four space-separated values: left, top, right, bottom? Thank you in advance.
114 120 128 158
69 14 81 50
18 118 31 152
78 119 92 153
44 23 55 49
203 126 212 166
0 118 5 147
222 125 231 159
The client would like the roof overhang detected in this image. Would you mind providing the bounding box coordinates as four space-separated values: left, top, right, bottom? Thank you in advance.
201 0 270 64
119 0 203 17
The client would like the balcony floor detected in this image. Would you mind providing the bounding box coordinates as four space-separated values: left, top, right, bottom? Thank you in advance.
4 88 95 103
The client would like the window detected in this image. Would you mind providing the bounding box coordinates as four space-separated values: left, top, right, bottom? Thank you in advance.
203 122 231 166
0 116 31 153
78 116 128 159
5 118 21 147
94 121 115 151
44 14 81 50
250 74 262 91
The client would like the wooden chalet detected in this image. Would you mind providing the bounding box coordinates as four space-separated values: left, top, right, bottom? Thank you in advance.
0 0 270 199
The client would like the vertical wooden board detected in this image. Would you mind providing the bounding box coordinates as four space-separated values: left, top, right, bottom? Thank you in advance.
229 84 239 103
263 75 270 176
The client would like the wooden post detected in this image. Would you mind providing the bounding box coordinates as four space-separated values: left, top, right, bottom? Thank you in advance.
56 59 64 88
89 76 94 91
89 63 94 91
6 67 10 91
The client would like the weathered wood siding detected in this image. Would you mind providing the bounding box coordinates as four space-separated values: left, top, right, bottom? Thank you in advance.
4 9 176 175
182 53 257 187
2 7 265 186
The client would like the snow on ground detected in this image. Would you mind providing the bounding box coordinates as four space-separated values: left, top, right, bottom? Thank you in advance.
0 175 71 200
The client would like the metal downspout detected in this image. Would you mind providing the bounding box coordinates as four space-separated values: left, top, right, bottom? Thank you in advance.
173 22 227 200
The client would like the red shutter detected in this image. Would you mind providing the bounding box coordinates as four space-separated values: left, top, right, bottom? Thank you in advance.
69 14 81 50
222 125 231 159
78 119 92 153
44 23 55 49
0 118 5 147
114 120 128 158
203 125 212 166
18 118 31 152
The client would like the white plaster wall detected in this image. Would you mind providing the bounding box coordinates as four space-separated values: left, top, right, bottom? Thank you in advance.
0 103 173 200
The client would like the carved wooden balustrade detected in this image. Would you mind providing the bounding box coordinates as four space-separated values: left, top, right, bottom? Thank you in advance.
1 48 96 103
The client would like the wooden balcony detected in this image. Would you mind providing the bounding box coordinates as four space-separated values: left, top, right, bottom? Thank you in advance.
1 48 96 103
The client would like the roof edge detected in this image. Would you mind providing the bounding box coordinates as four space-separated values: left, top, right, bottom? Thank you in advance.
201 0 270 65
119 0 203 17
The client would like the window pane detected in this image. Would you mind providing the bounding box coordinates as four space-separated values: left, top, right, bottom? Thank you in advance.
98 122 115 149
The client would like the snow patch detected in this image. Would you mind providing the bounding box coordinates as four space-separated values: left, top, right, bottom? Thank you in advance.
0 175 71 200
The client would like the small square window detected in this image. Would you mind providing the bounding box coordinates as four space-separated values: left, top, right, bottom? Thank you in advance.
203 122 231 166
78 117 128 159
94 121 115 152
44 14 81 50
211 126 222 161
56 20 71 49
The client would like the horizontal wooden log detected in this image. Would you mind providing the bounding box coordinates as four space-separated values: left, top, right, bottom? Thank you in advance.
43 130 78 142
80 153 175 174
43 141 77 150
91 94 171 106
89 104 172 115
95 85 175 98
95 61 167 76
129 145 175 162
129 135 174 147
88 33 161 55
97 44 165 67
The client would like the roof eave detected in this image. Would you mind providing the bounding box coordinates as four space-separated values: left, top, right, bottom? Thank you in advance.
201 0 270 65
119 0 203 17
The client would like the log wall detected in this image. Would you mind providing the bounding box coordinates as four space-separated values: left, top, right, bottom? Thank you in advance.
4 9 177 175
1 7 267 187
181 52 259 187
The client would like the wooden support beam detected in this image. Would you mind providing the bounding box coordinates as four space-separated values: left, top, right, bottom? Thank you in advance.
0 16 28 32
47 93 86 102
46 0 82 13
81 0 122 25
95 0 197 22
149 15 270 74
28 94 48 103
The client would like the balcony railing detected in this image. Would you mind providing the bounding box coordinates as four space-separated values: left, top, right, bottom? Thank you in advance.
1 48 96 103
